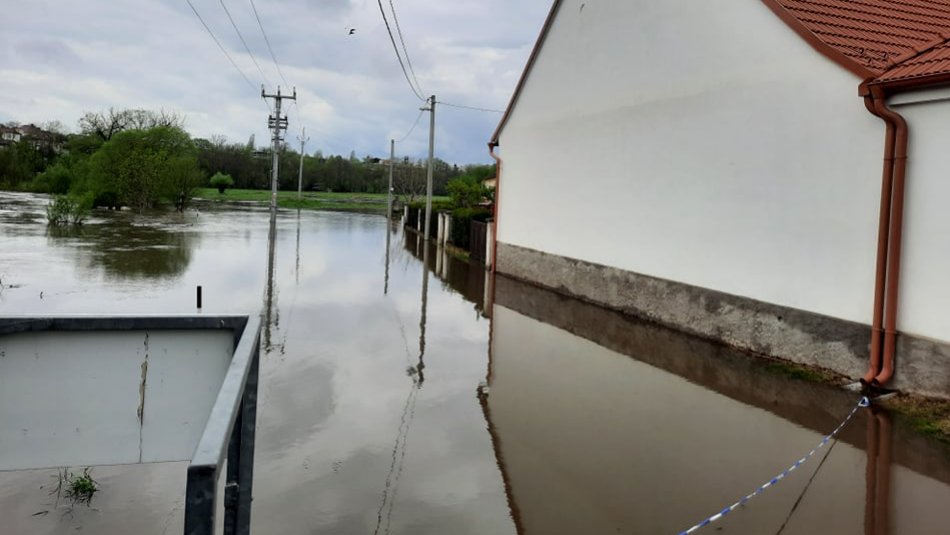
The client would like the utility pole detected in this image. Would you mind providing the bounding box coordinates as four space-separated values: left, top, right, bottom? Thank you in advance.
388 139 395 220
297 127 309 200
423 95 436 241
261 85 296 210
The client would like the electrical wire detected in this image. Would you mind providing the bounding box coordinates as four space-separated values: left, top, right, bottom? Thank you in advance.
184 0 258 93
249 0 292 90
375 0 425 101
388 0 424 96
395 109 425 143
247 0 301 135
774 438 841 534
437 101 504 113
219 0 273 90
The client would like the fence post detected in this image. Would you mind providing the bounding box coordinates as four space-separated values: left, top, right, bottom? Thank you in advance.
444 215 452 246
417 209 422 232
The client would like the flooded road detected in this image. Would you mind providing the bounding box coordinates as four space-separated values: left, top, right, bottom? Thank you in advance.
2 191 950 534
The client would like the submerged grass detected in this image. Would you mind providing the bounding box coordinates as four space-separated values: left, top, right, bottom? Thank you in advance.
763 360 844 384
879 395 950 444
760 357 950 443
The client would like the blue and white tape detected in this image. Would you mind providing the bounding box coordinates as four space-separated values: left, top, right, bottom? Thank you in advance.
677 396 871 535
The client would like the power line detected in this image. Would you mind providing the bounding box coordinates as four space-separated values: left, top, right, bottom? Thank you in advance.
375 0 425 101
184 0 258 93
219 0 272 90
395 109 425 143
248 0 291 89
388 0 423 96
437 101 504 114
247 0 301 133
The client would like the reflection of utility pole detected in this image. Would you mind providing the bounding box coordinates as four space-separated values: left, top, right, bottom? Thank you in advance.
384 219 391 295
262 85 296 209
388 138 395 221
263 207 278 350
295 208 301 286
422 95 436 240
416 241 429 384
297 128 309 199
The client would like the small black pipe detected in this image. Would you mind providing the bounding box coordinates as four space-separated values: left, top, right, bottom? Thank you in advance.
197 285 203 309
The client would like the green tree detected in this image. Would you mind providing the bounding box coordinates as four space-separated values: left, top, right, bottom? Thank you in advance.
209 172 235 193
447 175 489 208
79 126 200 210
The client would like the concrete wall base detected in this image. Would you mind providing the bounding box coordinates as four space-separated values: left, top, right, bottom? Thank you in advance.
495 241 950 399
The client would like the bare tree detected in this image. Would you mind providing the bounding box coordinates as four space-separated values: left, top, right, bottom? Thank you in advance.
41 120 69 135
78 108 185 141
395 158 427 204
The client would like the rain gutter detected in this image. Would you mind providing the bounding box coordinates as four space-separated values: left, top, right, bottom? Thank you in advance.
488 141 502 276
859 83 909 388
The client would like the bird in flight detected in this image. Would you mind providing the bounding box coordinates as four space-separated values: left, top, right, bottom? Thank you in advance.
346 27 356 35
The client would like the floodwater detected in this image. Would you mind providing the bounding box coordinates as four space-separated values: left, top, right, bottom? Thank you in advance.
2 191 950 534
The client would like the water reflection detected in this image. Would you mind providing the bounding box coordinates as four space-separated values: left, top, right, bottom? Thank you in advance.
46 212 198 281
415 238 429 385
263 204 278 351
1 193 516 534
401 231 488 315
484 275 950 534
865 409 892 535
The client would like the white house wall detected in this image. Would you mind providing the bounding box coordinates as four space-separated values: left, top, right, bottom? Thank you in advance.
888 98 950 341
497 0 884 327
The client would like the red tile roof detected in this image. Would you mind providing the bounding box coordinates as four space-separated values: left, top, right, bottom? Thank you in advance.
765 0 950 85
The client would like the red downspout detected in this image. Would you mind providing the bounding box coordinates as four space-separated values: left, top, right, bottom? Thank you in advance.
870 86 909 387
488 141 503 276
861 85 909 388
861 94 895 385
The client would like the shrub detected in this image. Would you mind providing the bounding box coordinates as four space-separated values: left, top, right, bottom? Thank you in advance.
46 192 93 226
449 207 491 250
210 172 234 193
404 200 452 234
32 162 73 194
447 175 489 208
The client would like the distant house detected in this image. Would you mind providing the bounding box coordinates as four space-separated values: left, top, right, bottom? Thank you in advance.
489 0 950 397
16 124 65 153
0 125 21 147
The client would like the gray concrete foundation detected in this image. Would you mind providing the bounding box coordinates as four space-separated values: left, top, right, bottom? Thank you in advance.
495 241 950 399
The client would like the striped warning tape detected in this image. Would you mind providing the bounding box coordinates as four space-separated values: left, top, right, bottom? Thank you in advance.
677 396 871 535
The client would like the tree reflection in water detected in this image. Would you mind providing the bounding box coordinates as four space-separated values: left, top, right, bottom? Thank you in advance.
46 211 198 281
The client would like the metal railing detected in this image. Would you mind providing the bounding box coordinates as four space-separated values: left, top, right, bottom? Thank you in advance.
0 314 262 535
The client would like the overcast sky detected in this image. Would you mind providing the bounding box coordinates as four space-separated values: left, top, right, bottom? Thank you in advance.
0 0 551 164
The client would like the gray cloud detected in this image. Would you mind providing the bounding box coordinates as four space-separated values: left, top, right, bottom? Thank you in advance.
0 0 552 163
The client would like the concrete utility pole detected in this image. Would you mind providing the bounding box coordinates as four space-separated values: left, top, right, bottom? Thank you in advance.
297 127 309 200
388 139 395 220
261 85 296 210
423 95 436 240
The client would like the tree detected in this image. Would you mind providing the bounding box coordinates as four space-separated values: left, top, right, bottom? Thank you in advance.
80 126 200 210
210 172 235 193
165 157 204 211
447 175 489 208
78 108 185 141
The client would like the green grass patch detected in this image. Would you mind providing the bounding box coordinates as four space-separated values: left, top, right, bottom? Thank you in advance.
52 467 99 507
193 188 449 214
880 395 950 444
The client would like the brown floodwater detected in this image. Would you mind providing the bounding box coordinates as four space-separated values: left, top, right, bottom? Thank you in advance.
2 191 950 534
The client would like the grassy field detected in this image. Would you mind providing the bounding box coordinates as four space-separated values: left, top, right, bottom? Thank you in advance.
193 188 450 214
